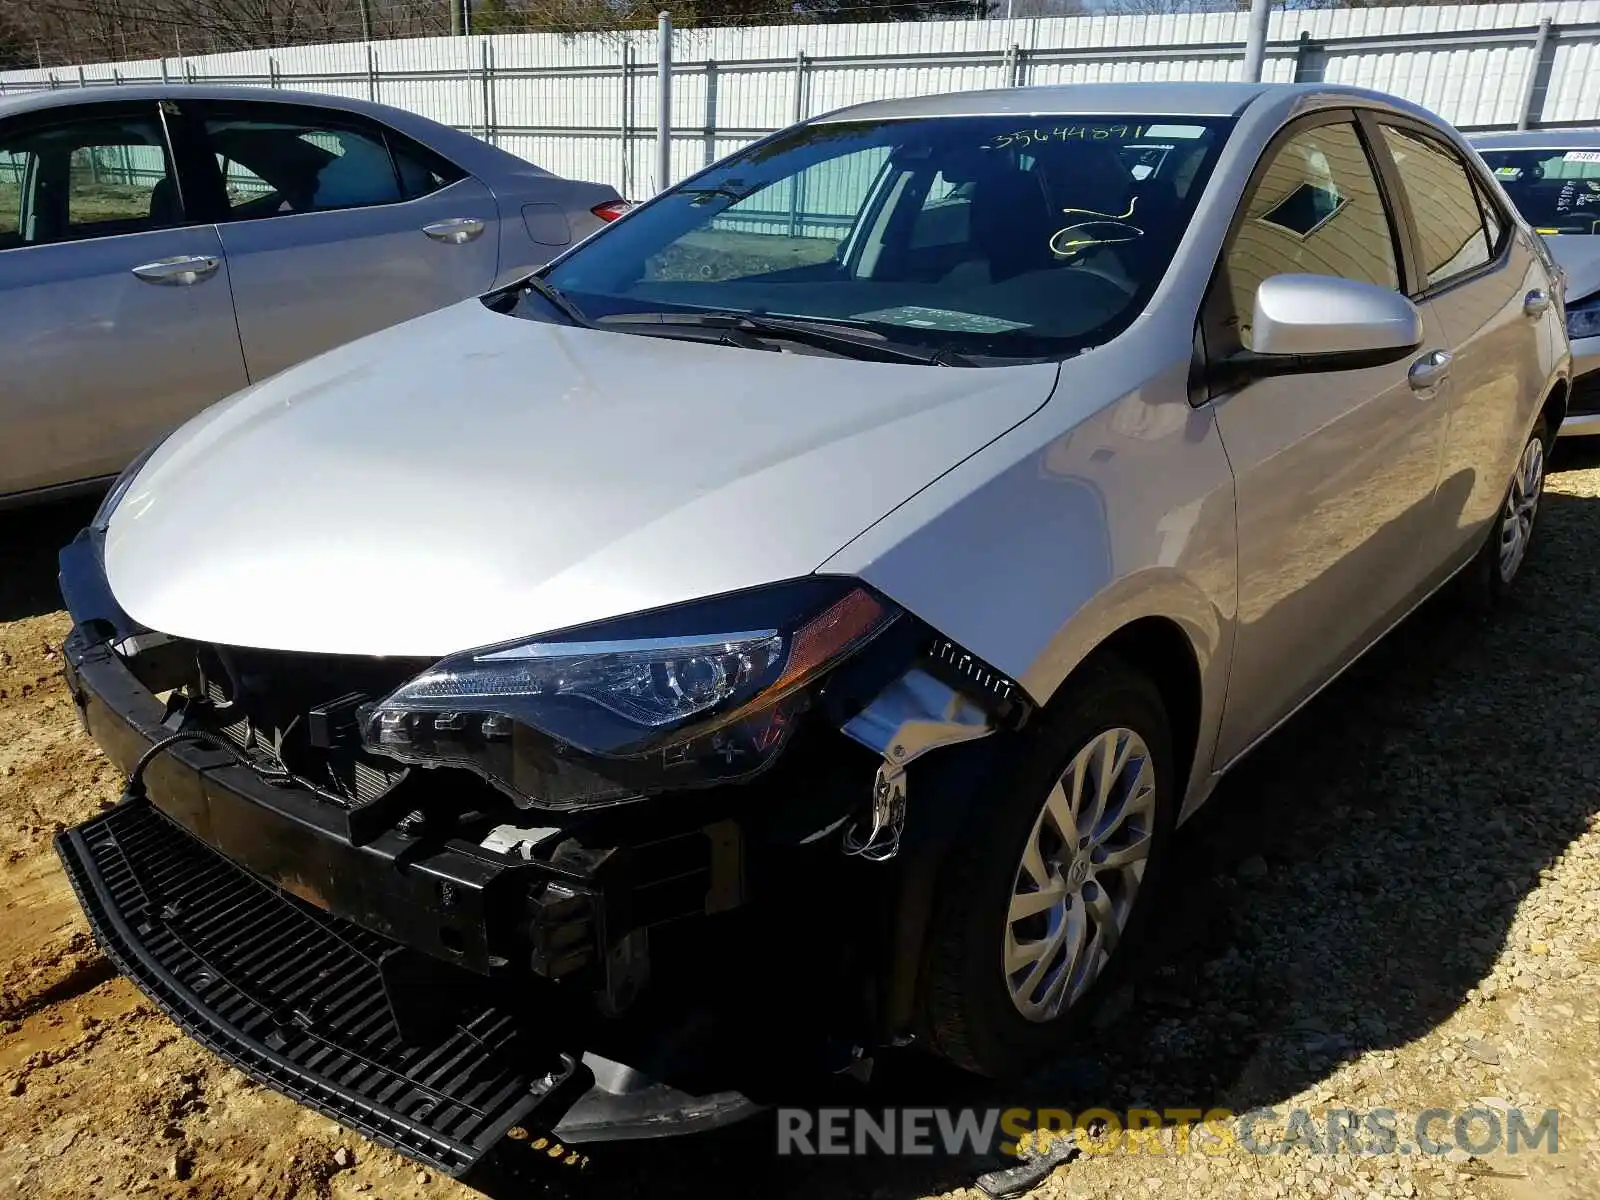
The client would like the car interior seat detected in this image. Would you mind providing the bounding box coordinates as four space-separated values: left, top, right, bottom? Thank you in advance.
147 175 182 225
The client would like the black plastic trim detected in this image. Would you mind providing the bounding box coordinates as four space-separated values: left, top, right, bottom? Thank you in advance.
55 802 589 1178
59 624 595 974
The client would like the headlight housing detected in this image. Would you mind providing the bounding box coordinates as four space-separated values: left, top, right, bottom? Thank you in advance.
1567 294 1600 340
362 580 898 809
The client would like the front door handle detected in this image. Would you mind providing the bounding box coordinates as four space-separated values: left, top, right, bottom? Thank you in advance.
130 255 220 286
1524 289 1551 318
1408 349 1453 394
422 218 486 245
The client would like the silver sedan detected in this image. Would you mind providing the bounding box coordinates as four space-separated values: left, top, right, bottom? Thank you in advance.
0 83 625 504
62 81 1568 1153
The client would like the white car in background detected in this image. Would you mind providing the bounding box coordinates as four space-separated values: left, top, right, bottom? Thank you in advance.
1474 130 1600 434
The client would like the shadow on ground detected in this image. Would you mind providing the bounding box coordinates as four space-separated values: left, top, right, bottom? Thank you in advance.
479 465 1600 1199
0 496 98 624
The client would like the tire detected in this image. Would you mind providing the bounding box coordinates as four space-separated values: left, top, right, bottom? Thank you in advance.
918 659 1177 1078
1460 414 1550 609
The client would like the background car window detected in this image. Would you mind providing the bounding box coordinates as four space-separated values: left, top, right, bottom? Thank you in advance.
1225 121 1399 350
1380 126 1492 288
0 116 177 249
643 145 892 283
204 115 445 217
1476 147 1600 234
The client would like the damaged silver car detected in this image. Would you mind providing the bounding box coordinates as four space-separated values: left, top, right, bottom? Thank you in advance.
57 80 1567 1176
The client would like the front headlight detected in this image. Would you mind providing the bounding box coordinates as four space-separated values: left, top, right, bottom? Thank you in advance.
1567 296 1600 340
362 580 898 808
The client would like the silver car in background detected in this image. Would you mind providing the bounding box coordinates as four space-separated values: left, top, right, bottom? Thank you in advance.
1473 129 1600 434
0 84 625 504
57 82 1566 1166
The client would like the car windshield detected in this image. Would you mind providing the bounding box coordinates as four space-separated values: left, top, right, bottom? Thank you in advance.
530 114 1231 361
1478 147 1600 234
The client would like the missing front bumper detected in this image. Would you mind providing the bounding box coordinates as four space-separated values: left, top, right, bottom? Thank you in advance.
57 799 764 1174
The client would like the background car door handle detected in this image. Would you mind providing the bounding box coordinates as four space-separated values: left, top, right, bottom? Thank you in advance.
1524 289 1551 318
130 255 221 286
422 218 486 244
1408 349 1453 393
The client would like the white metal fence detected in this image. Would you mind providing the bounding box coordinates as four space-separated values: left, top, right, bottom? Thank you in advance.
3 2 1600 198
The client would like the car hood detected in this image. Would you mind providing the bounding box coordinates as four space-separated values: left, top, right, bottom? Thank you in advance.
103 300 1057 657
1545 234 1600 302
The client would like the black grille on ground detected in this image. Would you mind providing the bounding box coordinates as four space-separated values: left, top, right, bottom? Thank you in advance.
1570 373 1600 417
57 801 583 1177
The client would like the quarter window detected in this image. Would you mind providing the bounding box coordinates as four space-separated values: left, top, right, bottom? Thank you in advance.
201 110 460 219
1380 126 1492 288
1474 177 1506 255
1223 121 1399 351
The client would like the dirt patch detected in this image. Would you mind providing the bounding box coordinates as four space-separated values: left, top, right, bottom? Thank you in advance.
0 456 1597 1199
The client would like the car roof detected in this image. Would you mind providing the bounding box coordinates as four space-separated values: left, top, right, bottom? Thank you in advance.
0 82 391 120
0 82 547 178
811 81 1439 124
1470 128 1600 151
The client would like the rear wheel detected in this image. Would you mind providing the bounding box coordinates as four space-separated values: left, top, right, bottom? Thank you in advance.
918 661 1176 1078
1462 416 1549 607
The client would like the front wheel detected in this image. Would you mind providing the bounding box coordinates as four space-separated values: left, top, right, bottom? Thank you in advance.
918 661 1176 1078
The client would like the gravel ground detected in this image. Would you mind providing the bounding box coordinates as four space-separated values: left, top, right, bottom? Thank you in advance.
1 448 1597 1200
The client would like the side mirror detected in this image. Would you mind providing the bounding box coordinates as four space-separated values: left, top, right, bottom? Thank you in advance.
1215 273 1423 384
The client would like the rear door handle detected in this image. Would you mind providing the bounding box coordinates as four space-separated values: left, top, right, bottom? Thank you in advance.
422 218 486 245
1408 349 1453 394
1524 289 1551 318
131 255 221 286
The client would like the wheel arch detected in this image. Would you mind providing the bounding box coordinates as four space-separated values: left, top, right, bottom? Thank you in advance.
1018 567 1231 819
1542 375 1569 436
1073 616 1205 815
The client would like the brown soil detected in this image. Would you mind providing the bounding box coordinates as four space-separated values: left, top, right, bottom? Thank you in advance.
1 449 1597 1200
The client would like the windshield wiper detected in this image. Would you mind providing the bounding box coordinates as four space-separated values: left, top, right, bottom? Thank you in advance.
597 311 972 366
520 275 591 327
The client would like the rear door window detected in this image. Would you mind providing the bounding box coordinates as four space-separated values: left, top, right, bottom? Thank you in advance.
1379 126 1493 288
199 106 463 219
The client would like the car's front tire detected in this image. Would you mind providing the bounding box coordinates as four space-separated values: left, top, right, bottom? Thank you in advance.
918 660 1176 1078
1462 414 1550 607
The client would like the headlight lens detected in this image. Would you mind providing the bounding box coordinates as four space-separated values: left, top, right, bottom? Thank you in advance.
397 630 788 729
1567 297 1600 340
363 582 898 808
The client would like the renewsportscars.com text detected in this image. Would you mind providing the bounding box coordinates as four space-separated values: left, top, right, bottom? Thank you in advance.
776 1105 1562 1159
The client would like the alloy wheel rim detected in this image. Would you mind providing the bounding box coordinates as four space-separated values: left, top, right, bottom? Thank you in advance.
1004 727 1156 1023
1498 435 1545 584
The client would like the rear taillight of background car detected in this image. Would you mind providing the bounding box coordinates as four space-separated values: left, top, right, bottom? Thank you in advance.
591 200 633 223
